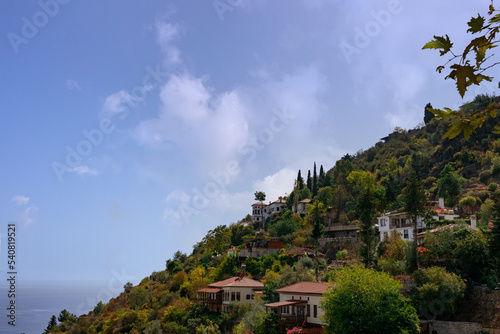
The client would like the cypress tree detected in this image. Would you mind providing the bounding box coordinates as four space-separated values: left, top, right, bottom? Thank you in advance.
319 165 326 188
424 102 434 124
313 162 318 196
307 170 312 191
297 170 304 190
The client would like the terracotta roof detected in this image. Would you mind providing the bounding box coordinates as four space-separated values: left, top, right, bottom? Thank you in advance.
208 276 264 288
285 247 325 257
252 202 267 207
275 282 330 295
298 199 311 203
197 288 222 293
416 223 472 239
265 299 307 308
272 198 287 204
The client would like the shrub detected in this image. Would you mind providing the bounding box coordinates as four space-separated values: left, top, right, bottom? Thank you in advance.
479 170 491 184
489 182 498 192
412 267 466 318
491 155 500 175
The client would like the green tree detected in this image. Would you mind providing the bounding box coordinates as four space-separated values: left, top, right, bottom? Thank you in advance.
144 320 163 334
424 102 434 124
321 266 419 334
58 309 77 323
297 170 304 190
308 201 325 244
275 210 299 237
413 267 466 319
348 171 379 267
319 164 326 188
202 225 230 255
313 162 319 196
45 315 57 333
316 186 334 207
254 191 266 202
453 230 494 284
423 3 500 138
402 173 428 271
437 163 465 201
306 170 312 191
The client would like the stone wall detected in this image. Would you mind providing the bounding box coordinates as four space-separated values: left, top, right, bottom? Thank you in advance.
421 320 482 334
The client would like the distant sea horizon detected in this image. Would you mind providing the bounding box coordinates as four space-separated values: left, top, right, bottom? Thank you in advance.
0 281 114 334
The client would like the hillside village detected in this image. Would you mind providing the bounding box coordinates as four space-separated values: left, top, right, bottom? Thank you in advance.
45 95 500 334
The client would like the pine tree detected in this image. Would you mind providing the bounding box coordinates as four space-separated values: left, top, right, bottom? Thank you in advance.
45 315 57 332
313 162 318 196
307 170 312 191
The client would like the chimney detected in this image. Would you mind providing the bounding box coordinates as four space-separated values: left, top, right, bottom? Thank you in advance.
470 215 477 231
439 198 444 209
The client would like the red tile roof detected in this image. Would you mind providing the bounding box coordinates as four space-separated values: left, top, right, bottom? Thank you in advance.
275 282 330 295
252 202 267 207
208 276 264 288
298 199 311 203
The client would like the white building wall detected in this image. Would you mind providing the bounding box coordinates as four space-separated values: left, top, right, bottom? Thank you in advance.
279 293 324 325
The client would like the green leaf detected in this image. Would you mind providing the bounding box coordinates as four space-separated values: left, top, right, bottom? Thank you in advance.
446 64 479 98
467 14 485 33
422 35 453 56
490 13 500 23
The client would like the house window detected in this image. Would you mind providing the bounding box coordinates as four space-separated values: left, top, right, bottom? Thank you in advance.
291 296 294 300
314 305 317 318
404 230 409 239
236 292 240 301
307 304 310 317
231 292 236 301
246 294 251 300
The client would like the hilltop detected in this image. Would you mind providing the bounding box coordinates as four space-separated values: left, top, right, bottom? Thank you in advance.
44 94 500 334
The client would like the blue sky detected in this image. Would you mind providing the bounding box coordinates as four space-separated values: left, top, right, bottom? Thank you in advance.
0 0 494 285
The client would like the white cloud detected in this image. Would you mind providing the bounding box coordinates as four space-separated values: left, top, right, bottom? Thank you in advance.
12 195 29 206
156 20 182 66
135 73 250 172
19 205 38 226
102 90 142 116
253 168 297 203
66 79 81 91
71 166 99 176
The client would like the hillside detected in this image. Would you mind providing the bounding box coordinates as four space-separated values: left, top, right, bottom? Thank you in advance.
44 94 500 334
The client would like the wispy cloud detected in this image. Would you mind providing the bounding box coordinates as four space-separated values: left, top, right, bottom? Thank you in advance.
156 19 182 66
19 205 38 226
71 165 99 176
66 79 81 91
12 195 29 206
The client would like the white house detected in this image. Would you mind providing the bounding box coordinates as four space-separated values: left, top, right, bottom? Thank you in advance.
251 197 288 224
265 282 330 328
292 198 311 214
251 202 266 224
377 198 459 242
198 276 264 313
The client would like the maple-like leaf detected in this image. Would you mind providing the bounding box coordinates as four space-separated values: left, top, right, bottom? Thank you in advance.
422 35 453 56
446 64 478 97
467 14 485 33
